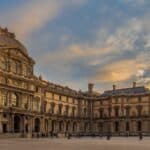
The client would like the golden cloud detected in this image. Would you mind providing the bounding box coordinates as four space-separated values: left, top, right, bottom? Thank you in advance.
91 59 138 83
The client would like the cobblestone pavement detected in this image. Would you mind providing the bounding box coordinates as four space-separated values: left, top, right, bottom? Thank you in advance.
0 137 150 150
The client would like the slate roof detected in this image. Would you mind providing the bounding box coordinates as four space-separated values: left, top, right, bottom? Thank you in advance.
101 86 149 97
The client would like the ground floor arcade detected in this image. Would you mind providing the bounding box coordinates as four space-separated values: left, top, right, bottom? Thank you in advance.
0 112 92 137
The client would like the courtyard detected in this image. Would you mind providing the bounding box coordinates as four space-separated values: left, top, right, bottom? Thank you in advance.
0 137 150 150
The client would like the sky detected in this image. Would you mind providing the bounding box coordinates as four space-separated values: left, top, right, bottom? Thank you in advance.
0 0 150 92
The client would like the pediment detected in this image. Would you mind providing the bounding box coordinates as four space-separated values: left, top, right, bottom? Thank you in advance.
8 48 34 64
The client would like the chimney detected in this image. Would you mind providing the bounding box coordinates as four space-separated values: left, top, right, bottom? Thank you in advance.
133 82 136 88
113 84 116 90
88 83 94 94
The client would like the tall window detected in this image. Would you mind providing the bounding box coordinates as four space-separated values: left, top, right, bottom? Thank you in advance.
137 105 142 117
99 109 103 118
59 95 62 101
2 91 8 106
137 121 142 132
126 107 130 117
115 108 119 117
12 93 19 107
50 102 55 114
22 64 27 76
65 105 69 116
126 122 129 131
72 107 75 117
44 101 47 113
36 99 40 111
83 108 86 117
58 104 62 115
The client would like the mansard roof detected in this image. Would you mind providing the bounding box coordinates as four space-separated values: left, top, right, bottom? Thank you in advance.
101 86 149 97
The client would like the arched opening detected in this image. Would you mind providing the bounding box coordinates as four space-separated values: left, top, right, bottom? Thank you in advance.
137 121 142 132
115 121 119 132
2 123 7 133
25 124 28 133
14 115 21 133
73 122 77 132
98 122 103 133
84 122 88 133
126 122 130 132
51 120 56 132
34 118 40 133
59 121 64 132
66 121 70 131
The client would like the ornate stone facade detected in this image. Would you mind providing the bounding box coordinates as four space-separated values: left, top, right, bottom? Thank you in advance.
0 27 150 137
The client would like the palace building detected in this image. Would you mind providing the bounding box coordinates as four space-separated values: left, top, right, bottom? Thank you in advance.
0 26 150 137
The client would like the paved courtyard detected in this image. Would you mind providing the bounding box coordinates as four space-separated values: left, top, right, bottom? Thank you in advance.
0 137 150 150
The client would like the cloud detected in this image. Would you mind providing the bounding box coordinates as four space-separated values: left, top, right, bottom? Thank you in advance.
37 14 150 89
39 18 143 64
90 59 137 83
0 0 85 41
1 0 150 91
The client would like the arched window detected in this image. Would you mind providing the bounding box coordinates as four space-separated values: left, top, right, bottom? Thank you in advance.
12 93 19 107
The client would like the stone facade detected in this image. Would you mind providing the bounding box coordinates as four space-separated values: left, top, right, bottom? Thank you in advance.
0 27 150 137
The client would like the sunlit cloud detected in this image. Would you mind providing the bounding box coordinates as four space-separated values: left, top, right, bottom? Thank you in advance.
0 0 149 91
37 13 150 90
90 59 137 83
